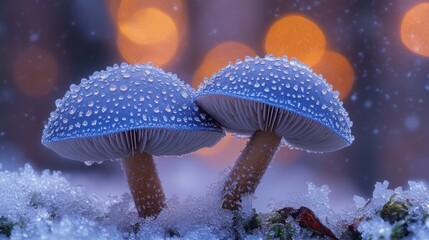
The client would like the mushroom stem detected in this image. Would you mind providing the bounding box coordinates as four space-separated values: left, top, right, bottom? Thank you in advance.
122 152 165 218
222 130 281 211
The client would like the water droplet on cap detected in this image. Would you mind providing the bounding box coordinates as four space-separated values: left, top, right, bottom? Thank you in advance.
120 85 128 91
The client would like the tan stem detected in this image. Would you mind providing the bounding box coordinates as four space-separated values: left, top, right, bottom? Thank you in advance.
222 130 281 211
122 152 165 218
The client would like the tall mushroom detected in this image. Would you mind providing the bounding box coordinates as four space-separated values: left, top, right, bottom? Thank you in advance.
196 55 354 211
42 63 224 218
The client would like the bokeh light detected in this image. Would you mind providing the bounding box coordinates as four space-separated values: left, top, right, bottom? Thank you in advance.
194 133 247 169
12 46 58 97
400 3 429 57
265 15 326 66
116 17 178 66
115 0 187 25
192 42 256 88
118 8 177 45
108 0 187 66
313 51 355 100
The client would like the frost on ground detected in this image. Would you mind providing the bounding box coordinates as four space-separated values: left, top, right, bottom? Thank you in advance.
0 165 429 240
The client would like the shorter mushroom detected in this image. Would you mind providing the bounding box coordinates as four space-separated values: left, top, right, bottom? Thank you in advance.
42 63 224 217
196 55 354 211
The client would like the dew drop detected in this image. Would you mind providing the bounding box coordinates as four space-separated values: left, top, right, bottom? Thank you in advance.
55 99 64 108
120 85 128 91
122 72 131 78
70 84 80 93
84 161 95 166
77 96 83 103
293 85 298 91
181 91 189 98
322 89 328 95
69 106 77 115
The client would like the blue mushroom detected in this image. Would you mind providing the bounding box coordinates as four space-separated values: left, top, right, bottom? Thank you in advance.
196 55 354 211
42 63 224 217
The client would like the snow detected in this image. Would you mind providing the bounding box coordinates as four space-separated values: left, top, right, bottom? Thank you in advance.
404 115 420 131
355 181 429 239
1 164 428 239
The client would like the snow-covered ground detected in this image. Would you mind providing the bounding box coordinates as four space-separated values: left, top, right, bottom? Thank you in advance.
0 164 428 239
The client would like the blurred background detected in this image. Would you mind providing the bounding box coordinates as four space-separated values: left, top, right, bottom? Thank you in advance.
1 0 428 211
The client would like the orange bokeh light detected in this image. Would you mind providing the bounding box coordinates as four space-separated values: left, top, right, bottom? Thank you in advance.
116 30 178 66
195 133 247 169
192 42 256 88
115 0 187 25
115 6 179 66
12 46 58 97
400 3 429 57
118 8 177 45
313 51 355 100
108 0 187 66
265 15 326 66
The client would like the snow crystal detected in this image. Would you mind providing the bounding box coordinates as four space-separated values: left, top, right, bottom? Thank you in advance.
358 216 393 239
269 183 341 237
11 216 123 240
1 165 428 239
351 181 429 239
0 164 121 239
0 165 234 239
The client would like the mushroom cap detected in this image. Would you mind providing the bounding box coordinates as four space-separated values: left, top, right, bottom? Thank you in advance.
42 63 224 162
196 55 354 152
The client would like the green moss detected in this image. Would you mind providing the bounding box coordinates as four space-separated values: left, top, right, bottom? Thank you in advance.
243 209 262 233
380 194 410 224
378 194 412 239
266 223 294 240
268 211 285 224
0 216 16 237
390 220 408 240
